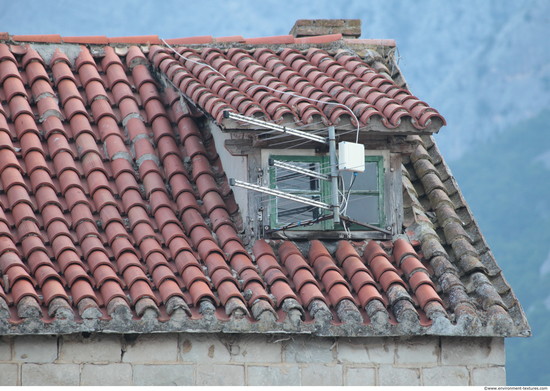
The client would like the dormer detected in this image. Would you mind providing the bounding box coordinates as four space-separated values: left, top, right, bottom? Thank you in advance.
198 20 445 241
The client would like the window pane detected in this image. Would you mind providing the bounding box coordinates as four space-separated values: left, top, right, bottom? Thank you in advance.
341 162 378 191
276 196 322 225
345 194 379 224
275 162 320 191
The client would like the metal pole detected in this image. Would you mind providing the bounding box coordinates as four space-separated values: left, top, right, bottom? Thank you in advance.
328 126 340 224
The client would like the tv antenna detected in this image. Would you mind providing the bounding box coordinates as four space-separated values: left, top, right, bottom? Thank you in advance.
224 111 365 227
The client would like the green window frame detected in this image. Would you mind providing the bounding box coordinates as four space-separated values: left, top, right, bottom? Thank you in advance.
268 154 384 231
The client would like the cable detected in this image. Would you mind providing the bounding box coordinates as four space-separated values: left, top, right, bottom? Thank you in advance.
161 38 224 78
341 172 358 215
246 84 361 143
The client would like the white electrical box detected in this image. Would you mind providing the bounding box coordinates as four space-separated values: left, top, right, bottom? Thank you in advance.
338 141 365 172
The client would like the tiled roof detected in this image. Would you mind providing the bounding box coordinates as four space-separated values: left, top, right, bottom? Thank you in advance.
149 42 445 133
0 35 528 337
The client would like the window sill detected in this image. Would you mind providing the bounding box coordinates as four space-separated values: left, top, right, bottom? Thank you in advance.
266 229 392 241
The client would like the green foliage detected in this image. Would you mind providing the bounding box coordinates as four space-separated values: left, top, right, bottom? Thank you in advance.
449 110 550 385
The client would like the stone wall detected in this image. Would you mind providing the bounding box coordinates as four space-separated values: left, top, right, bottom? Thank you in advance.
0 334 506 386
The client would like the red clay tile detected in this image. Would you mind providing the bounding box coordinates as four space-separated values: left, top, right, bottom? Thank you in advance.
13 34 62 43
0 43 15 61
363 240 390 265
164 36 214 45
70 278 97 304
312 256 340 280
223 239 248 259
263 268 288 286
131 222 156 246
0 32 459 333
45 219 72 242
269 280 298 306
295 33 342 45
99 279 127 305
400 255 426 276
143 251 168 273
129 280 157 304
369 255 397 281
188 280 215 306
5 264 32 288
243 281 271 305
62 36 110 44
392 238 418 265
107 35 161 44
215 35 245 43
255 254 283 275
216 280 243 305
414 283 444 309
202 252 230 275
357 284 384 308
81 236 108 260
378 270 405 291
21 235 47 258
26 250 53 273
41 278 69 305
1 166 26 191
117 252 143 274
245 35 295 45
75 220 99 241
0 251 27 273
0 65 21 89
160 223 185 247
57 250 85 272
173 250 200 274
211 268 238 288
138 237 164 260
122 189 146 211
155 280 183 303
341 257 370 280
321 269 349 292
299 282 325 308
293 268 319 291
284 253 314 279
3 77 27 101
151 264 177 286
229 253 255 274
328 283 355 307
11 279 40 304
408 272 435 292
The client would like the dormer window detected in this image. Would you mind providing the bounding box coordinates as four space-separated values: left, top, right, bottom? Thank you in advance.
268 154 385 232
227 142 399 240
220 112 407 240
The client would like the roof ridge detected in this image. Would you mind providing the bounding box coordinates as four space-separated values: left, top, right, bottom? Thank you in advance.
0 32 395 47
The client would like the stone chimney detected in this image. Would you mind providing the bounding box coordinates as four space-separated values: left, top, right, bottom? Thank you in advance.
290 19 361 39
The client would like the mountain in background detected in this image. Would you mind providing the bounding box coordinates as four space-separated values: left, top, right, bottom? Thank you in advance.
452 111 550 385
1 0 549 385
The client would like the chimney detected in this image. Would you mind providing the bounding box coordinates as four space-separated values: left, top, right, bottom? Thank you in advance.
290 19 361 39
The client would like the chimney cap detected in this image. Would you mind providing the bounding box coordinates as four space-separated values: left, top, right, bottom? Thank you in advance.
290 19 361 39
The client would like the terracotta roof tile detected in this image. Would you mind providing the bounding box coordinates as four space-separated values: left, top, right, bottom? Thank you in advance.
12 34 62 43
164 36 214 45
0 34 528 338
244 35 295 45
107 35 161 45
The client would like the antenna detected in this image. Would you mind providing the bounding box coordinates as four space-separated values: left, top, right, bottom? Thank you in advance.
268 158 329 181
226 111 365 229
223 111 327 144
